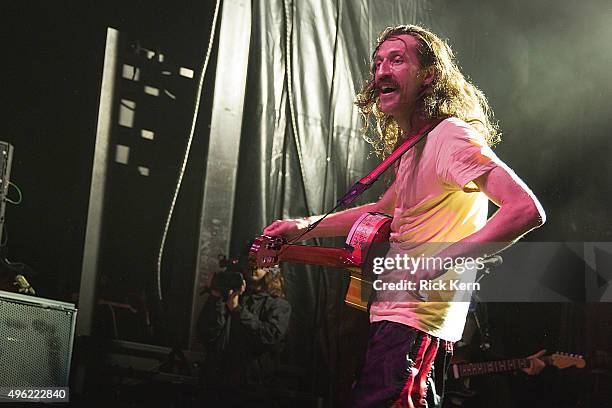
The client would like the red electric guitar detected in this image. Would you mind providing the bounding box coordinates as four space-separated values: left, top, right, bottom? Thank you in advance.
249 212 392 311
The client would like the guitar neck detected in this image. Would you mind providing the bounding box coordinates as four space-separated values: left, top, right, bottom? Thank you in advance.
278 244 358 269
454 357 535 378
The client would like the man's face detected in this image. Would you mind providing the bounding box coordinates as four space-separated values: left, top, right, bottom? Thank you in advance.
374 34 425 118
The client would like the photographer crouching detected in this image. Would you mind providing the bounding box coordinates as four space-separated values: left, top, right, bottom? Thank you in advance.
197 256 291 406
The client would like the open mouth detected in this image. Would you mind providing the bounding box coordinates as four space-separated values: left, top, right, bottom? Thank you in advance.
379 85 397 95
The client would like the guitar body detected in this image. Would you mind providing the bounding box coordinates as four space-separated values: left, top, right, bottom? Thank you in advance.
343 212 392 310
250 212 392 311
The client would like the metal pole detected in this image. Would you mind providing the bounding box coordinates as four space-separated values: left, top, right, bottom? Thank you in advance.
76 27 119 337
189 0 252 349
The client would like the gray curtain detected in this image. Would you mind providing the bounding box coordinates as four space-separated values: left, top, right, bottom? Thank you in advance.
229 0 435 402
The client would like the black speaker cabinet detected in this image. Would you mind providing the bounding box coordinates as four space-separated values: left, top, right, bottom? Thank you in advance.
0 290 77 387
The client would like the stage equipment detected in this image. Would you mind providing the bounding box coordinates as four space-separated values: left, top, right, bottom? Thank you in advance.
0 290 77 387
0 141 14 241
103 339 203 383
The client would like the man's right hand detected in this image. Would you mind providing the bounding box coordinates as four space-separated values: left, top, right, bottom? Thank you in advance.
263 218 310 240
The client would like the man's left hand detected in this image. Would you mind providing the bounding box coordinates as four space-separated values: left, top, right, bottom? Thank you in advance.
523 349 546 375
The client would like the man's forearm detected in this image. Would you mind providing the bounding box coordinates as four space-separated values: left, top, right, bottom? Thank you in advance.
431 200 544 278
424 164 546 278
299 202 380 240
264 183 396 240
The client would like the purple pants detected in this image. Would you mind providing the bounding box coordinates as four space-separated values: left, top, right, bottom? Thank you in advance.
350 321 452 408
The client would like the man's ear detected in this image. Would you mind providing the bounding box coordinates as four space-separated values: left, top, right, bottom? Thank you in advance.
419 66 435 85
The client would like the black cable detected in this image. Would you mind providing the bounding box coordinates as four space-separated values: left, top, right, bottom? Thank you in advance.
320 0 342 215
440 347 449 405
283 0 314 220
0 223 8 248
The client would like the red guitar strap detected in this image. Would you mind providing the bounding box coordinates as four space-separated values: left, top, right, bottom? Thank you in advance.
337 118 445 206
393 334 440 408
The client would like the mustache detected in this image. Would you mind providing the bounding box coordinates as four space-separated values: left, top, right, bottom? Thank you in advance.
375 78 398 90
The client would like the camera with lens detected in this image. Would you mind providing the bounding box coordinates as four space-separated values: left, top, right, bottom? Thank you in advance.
210 255 245 298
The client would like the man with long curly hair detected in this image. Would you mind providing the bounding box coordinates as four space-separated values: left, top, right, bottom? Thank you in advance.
264 24 545 407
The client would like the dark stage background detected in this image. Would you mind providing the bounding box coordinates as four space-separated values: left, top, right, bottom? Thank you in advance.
3 1 611 407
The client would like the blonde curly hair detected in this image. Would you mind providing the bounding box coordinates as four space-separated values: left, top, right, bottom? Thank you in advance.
355 24 500 157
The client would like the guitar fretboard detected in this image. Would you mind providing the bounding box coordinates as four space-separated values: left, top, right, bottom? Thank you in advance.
457 358 530 377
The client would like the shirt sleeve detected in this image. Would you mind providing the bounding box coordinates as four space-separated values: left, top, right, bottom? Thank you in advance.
435 119 500 192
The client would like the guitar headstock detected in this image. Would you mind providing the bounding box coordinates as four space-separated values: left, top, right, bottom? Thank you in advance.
249 235 287 268
549 352 586 369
